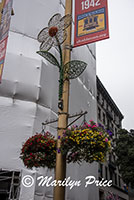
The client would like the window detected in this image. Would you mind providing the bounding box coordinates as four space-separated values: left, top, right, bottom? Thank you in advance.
115 127 117 138
113 155 115 162
105 166 108 180
108 106 111 112
106 102 108 110
118 175 121 187
115 116 119 125
115 173 117 185
103 113 106 125
99 163 103 178
113 112 115 121
99 190 104 200
107 119 110 129
110 170 113 181
102 98 104 106
109 154 112 162
98 107 101 120
97 92 100 102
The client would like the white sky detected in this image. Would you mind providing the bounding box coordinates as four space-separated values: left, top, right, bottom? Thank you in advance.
96 0 134 130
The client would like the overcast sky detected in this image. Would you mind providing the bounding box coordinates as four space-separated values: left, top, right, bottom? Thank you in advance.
96 0 134 130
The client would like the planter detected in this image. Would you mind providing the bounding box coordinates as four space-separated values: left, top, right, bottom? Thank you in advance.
20 132 56 169
60 121 111 164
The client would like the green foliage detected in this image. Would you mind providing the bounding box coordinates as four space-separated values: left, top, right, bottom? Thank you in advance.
114 129 134 187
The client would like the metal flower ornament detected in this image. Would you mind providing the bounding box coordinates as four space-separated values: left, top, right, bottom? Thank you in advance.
37 13 87 110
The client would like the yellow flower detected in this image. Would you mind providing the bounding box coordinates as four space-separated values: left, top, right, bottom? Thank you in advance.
41 140 45 144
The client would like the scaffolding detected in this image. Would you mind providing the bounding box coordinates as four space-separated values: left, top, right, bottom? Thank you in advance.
0 170 21 200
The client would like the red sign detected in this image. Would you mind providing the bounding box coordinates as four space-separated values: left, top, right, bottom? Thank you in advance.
74 0 109 47
0 0 13 82
0 36 8 80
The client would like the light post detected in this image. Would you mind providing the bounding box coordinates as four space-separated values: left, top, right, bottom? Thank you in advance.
53 1 72 200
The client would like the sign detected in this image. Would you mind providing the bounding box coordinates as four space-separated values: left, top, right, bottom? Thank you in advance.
0 0 13 82
0 36 8 79
74 0 109 47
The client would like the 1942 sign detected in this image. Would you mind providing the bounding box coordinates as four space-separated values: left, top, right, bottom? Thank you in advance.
74 0 109 47
81 0 101 10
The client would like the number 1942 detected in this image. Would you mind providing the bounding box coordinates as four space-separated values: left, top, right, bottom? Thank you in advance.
81 0 101 10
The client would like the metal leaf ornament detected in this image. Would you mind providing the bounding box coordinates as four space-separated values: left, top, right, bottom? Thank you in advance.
37 51 60 68
64 60 87 79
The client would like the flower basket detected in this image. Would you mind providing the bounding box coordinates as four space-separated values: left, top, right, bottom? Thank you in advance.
20 132 56 169
60 121 111 164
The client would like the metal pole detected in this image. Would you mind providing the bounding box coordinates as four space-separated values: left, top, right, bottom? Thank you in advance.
54 0 72 200
0 0 6 23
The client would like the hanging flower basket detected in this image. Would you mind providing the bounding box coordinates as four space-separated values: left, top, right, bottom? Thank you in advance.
60 121 111 164
20 132 56 169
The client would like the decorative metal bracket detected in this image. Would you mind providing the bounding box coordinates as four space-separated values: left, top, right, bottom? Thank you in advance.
42 111 88 128
64 44 73 51
66 111 87 128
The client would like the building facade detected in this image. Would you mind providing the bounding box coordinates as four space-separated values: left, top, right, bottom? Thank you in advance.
97 76 129 200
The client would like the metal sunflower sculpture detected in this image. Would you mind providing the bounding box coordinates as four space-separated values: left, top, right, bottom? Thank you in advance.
37 13 87 110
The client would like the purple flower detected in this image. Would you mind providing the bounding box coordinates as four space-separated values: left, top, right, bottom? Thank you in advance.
58 136 61 139
98 123 104 129
57 148 61 153
107 130 113 136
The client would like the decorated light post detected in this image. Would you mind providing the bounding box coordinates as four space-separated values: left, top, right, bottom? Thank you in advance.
36 3 87 199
